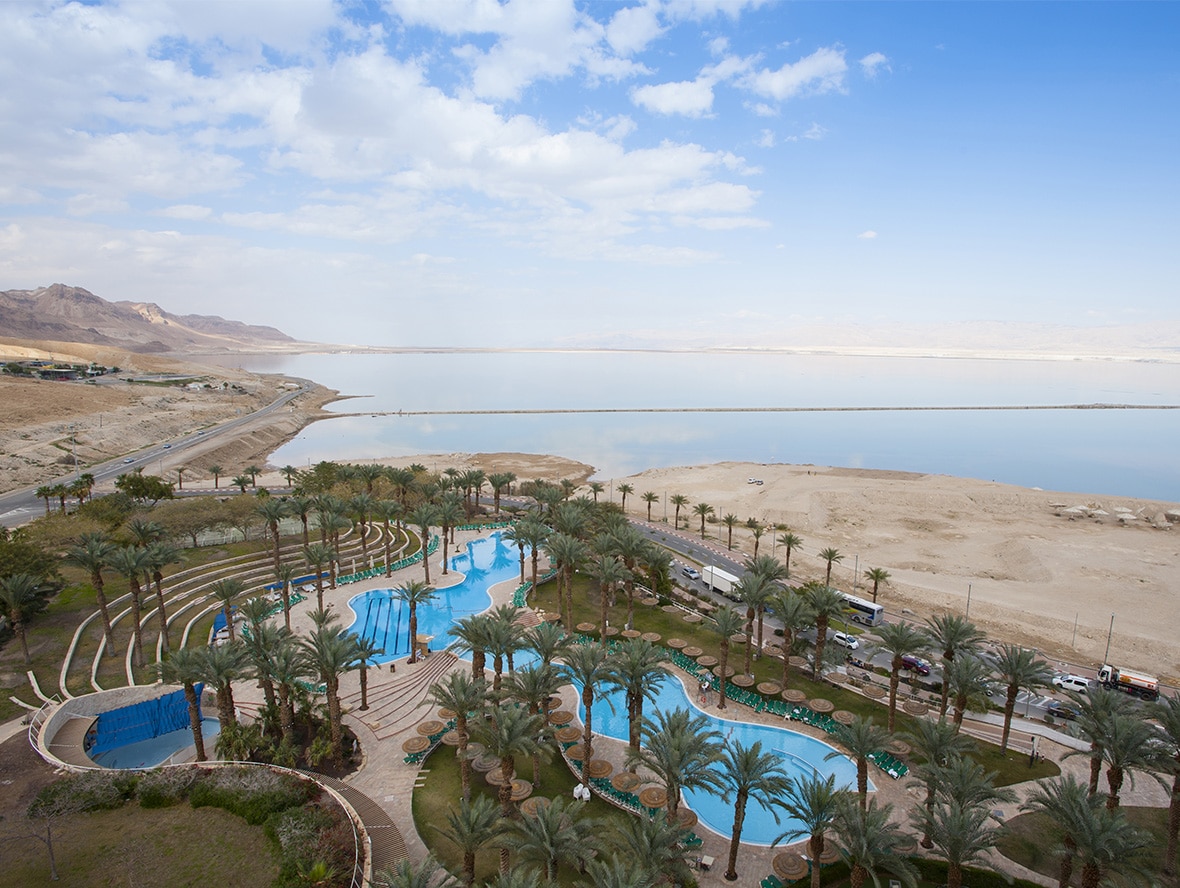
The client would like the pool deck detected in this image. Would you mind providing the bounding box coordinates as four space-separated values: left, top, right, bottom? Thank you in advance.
230 526 1164 888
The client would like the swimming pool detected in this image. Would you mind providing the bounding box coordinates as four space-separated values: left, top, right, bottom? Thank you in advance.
589 677 867 845
344 531 522 661
90 717 220 769
348 531 865 843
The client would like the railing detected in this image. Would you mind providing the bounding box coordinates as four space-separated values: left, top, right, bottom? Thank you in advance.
26 695 60 754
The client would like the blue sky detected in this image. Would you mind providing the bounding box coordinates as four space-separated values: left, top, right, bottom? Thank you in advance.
0 1 1176 347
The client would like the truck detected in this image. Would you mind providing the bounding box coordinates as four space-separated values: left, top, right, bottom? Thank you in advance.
1096 663 1160 700
701 565 741 599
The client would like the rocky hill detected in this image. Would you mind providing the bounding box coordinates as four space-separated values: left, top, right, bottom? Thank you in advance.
0 284 297 353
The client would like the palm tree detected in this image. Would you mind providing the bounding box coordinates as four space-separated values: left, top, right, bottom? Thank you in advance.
269 637 304 747
992 643 1054 751
303 542 335 610
589 554 630 642
930 756 1016 810
609 810 696 887
626 706 723 820
436 493 465 576
273 562 297 632
354 636 384 711
543 532 587 629
145 540 181 653
767 587 809 692
392 579 437 664
745 553 789 656
641 491 659 521
409 503 439 583
107 545 152 668
64 532 117 655
501 520 530 586
616 482 633 512
468 704 545 873
818 547 843 587
749 521 766 558
915 799 1000 888
374 854 459 888
1097 711 1167 810
718 740 791 880
669 493 689 528
280 464 299 486
692 502 714 538
1020 774 1103 888
1151 693 1180 876
863 567 890 603
209 577 245 642
901 718 977 848
503 663 562 785
517 517 550 594
1072 806 1154 888
777 530 802 575
609 638 671 760
773 773 843 888
735 573 771 674
427 670 488 802
1066 686 1135 796
289 494 315 548
231 474 251 493
256 497 290 576
452 613 495 683
875 621 931 732
706 605 745 711
157 646 210 762
924 613 986 719
498 796 600 883
197 640 248 735
522 621 574 669
300 613 356 767
489 472 515 514
802 581 847 681
373 499 403 577
826 715 890 809
833 798 919 888
432 795 498 888
208 464 223 489
0 573 44 666
35 484 52 516
944 654 993 730
722 513 740 549
558 641 614 781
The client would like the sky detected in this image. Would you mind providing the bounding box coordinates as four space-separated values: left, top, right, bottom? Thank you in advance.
0 0 1177 348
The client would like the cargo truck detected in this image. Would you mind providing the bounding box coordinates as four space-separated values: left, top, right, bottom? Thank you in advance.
1096 663 1160 700
701 565 740 598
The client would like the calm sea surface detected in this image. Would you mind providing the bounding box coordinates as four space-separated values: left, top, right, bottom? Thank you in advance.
201 352 1180 502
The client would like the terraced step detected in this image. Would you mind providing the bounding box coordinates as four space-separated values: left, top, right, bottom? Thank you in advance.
309 772 409 876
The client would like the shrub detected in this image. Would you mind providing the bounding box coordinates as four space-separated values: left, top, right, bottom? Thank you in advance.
137 766 199 808
189 766 312 825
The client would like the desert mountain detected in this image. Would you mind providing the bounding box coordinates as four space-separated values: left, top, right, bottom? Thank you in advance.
0 284 296 353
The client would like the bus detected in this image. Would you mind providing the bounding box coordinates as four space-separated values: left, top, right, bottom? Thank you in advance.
840 592 884 627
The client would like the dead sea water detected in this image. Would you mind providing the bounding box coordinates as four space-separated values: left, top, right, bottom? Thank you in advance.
201 351 1180 502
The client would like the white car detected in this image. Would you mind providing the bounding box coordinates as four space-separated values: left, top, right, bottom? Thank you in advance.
831 631 860 650
1053 674 1093 694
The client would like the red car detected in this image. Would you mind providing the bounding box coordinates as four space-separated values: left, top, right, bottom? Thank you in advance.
901 655 931 675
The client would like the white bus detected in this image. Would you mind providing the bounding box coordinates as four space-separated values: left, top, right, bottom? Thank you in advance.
840 592 884 627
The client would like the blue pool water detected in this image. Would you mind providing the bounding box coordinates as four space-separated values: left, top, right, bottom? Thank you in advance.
344 531 522 661
347 531 865 844
590 677 866 846
90 717 220 769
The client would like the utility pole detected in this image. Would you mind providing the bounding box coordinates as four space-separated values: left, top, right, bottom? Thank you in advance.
1104 614 1115 663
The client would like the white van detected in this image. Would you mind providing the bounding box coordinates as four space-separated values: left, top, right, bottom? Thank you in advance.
1053 674 1093 694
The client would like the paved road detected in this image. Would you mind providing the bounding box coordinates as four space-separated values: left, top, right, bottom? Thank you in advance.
0 378 313 528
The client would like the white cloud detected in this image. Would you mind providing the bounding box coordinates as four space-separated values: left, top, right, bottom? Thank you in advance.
858 230 877 239
631 77 716 117
803 123 828 140
605 0 664 55
741 46 847 101
160 205 215 221
859 52 890 79
756 129 775 148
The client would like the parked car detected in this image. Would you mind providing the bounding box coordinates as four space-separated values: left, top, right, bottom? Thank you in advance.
831 631 859 650
1046 700 1080 721
901 654 932 675
1053 674 1093 693
123 457 134 463
681 566 702 581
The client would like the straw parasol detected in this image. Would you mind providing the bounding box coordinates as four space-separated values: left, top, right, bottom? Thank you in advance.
641 632 662 642
903 699 929 716
486 769 509 786
864 685 887 699
621 629 642 639
638 787 668 809
556 726 582 743
587 759 614 779
576 622 597 633
402 736 429 754
682 646 704 657
758 681 782 696
832 710 855 726
437 707 457 719
520 796 550 816
783 689 807 703
682 613 703 624
731 674 755 688
604 626 620 636
548 710 574 725
888 739 912 757
612 772 641 792
473 753 500 772
712 664 736 678
566 743 587 761
510 779 533 801
441 730 461 746
809 698 834 713
697 655 719 668
662 605 680 614
676 808 699 829
818 844 840 865
417 719 446 736
773 852 808 881
667 637 688 649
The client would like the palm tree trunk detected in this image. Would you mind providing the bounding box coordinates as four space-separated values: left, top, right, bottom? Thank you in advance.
947 862 963 888
1080 862 1101 888
184 682 207 761
1057 837 1076 888
154 580 170 652
278 685 295 746
888 664 901 732
1165 769 1180 877
582 688 594 781
718 641 730 711
409 606 419 665
92 574 117 655
744 607 755 674
725 792 747 880
1106 766 1124 810
458 716 472 802
128 580 144 668
809 836 823 888
813 616 828 681
1001 686 1018 751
